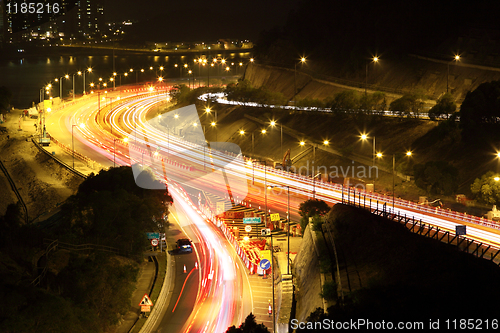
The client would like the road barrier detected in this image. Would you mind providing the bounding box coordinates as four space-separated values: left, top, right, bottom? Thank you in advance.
0 159 29 224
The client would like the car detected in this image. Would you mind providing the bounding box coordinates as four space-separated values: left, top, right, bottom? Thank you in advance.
176 238 192 253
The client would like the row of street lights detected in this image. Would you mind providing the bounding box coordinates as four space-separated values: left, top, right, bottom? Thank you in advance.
360 133 413 209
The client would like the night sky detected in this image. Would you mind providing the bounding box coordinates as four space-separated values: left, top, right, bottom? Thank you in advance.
102 0 301 41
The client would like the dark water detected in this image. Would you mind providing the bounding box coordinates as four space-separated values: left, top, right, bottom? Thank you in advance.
0 49 251 109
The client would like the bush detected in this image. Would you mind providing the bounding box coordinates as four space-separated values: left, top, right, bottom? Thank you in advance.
320 280 337 301
413 161 458 195
311 215 324 231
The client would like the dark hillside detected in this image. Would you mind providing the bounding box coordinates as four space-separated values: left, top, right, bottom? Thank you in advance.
323 204 500 321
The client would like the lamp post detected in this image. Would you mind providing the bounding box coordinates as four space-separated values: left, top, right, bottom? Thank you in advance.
390 151 413 210
361 133 377 191
312 172 321 200
251 129 267 158
72 73 75 100
55 76 64 99
113 137 128 167
130 68 138 84
249 159 268 226
293 57 306 107
447 55 460 93
72 123 85 169
205 107 218 141
268 184 291 275
269 120 283 159
105 96 114 132
365 56 379 95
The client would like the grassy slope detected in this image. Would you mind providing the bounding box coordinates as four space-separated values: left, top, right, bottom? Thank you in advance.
327 204 500 320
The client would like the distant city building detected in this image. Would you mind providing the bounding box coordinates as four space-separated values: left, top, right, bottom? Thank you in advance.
76 0 104 39
3 0 109 44
0 0 5 44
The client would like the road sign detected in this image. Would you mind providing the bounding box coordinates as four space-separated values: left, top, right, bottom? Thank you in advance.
216 201 226 215
146 232 160 239
261 228 271 236
139 294 153 307
270 213 280 221
260 250 271 262
245 225 252 232
260 259 271 270
456 225 466 235
243 217 261 224
141 305 151 312
151 238 159 247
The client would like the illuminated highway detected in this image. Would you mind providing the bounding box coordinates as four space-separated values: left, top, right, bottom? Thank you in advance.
45 87 500 332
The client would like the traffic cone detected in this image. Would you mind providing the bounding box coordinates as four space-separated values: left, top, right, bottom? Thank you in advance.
268 303 272 316
195 262 198 269
184 264 187 273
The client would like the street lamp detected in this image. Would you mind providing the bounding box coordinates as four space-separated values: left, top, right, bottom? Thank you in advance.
205 107 218 141
361 133 377 191
188 70 193 89
113 137 128 167
55 76 65 99
269 120 283 159
72 123 85 169
251 160 268 226
268 184 291 275
365 56 379 95
447 55 461 93
251 129 267 157
312 172 321 199
294 57 306 107
389 151 413 210
71 73 76 100
130 68 138 84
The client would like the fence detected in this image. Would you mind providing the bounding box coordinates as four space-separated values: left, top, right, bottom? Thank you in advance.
342 193 500 265
0 159 28 224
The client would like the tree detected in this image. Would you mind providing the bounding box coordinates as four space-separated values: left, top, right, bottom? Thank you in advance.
471 171 500 205
327 90 360 111
226 79 286 106
459 80 500 141
428 93 456 120
225 313 270 333
366 91 386 112
299 199 330 233
390 93 425 118
296 97 325 109
413 161 458 195
58 166 172 257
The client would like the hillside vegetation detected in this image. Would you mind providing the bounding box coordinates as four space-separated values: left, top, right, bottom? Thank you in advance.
0 166 172 333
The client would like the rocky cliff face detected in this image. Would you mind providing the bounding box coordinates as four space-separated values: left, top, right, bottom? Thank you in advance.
292 224 324 323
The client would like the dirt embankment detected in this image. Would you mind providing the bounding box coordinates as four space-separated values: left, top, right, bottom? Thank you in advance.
0 111 83 221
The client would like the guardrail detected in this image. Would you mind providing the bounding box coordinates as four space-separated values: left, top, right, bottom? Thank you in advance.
0 159 28 224
42 238 125 255
342 195 500 265
30 239 58 287
31 138 88 179
198 92 450 119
